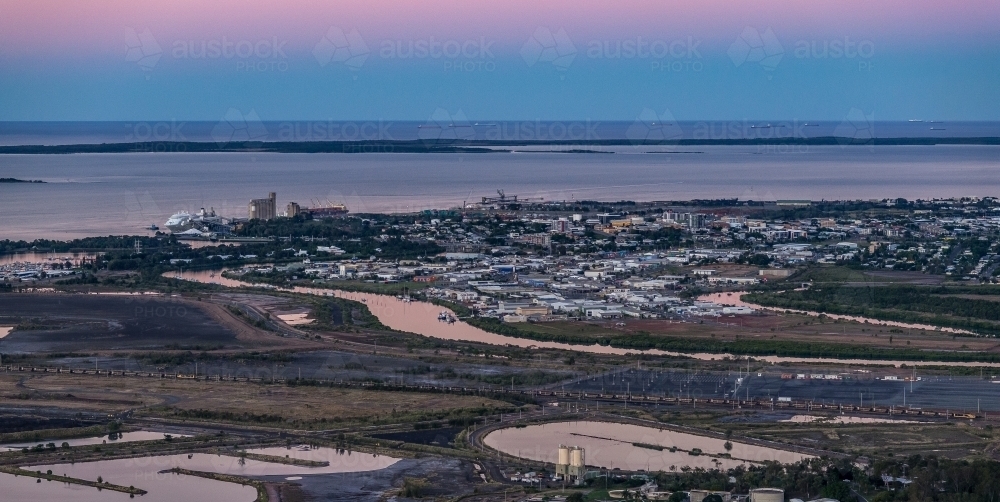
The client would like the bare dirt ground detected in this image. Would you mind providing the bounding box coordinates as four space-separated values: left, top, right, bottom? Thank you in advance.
0 293 326 353
0 373 510 424
731 420 999 460
523 313 1000 354
196 299 324 351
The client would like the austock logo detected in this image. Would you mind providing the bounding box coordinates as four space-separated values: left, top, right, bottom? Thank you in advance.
125 28 162 76
728 26 784 77
625 108 683 148
834 108 875 149
417 108 476 145
520 27 577 74
380 36 497 72
121 191 163 225
211 108 268 147
313 27 370 77
126 28 289 73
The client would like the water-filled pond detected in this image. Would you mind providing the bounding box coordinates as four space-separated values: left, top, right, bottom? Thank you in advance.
483 421 812 471
3 445 398 502
1 431 186 452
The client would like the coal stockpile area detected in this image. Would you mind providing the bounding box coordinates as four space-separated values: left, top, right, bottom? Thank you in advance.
745 375 1000 412
562 368 739 399
0 414 99 434
0 294 239 352
745 374 903 405
44 350 576 389
370 426 465 448
563 369 1000 412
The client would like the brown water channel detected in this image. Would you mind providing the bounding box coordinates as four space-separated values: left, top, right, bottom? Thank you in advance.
173 269 1000 368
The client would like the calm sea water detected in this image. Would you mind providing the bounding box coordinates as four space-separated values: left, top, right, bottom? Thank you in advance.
1 121 999 146
1 146 998 241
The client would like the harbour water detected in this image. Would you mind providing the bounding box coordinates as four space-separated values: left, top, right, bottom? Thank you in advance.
2 145 999 240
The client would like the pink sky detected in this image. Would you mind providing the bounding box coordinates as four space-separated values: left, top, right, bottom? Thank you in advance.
2 0 998 56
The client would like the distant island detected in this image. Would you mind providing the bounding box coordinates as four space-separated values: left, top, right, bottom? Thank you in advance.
0 136 997 154
0 178 45 183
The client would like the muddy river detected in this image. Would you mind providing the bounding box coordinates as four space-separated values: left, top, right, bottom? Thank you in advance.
172 270 1000 368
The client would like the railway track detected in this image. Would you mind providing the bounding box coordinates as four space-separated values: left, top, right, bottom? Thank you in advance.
2 364 995 421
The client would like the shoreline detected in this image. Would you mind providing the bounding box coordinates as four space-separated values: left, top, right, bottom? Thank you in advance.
2 137 999 154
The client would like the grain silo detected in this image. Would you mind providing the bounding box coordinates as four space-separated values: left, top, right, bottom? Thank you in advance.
570 446 585 468
554 445 586 485
558 445 570 466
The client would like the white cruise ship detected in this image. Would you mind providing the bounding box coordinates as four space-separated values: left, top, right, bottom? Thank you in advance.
165 207 222 233
165 211 192 232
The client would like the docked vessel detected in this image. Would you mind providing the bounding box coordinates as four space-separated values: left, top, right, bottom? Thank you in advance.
165 211 192 232
165 207 223 233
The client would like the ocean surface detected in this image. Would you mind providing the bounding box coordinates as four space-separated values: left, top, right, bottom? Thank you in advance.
1 145 998 241
1 121 999 146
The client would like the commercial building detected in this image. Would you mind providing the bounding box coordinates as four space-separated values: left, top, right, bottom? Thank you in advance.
665 212 711 229
689 490 732 502
287 202 301 217
552 217 570 233
249 192 277 220
759 269 793 278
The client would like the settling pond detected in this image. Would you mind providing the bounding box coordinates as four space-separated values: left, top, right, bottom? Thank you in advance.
1 431 186 452
482 421 812 471
0 445 397 502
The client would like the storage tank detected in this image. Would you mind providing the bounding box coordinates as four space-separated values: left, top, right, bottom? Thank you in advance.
557 445 570 466
570 446 585 467
751 488 784 502
688 490 710 502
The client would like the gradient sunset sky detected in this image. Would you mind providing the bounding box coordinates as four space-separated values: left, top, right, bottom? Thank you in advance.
1 0 998 121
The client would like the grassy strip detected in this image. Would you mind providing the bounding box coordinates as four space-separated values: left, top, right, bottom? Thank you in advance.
229 451 328 467
424 297 473 317
0 465 148 495
321 280 431 296
0 425 115 445
461 315 1000 363
745 287 1000 336
165 467 268 502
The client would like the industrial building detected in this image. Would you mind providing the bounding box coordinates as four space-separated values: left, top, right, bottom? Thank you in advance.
555 445 586 485
689 490 733 502
249 192 277 220
750 488 784 502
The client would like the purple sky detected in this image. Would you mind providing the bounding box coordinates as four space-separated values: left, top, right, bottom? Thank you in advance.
1 0 998 121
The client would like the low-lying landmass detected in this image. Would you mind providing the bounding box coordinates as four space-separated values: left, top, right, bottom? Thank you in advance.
0 178 44 183
2 196 1000 501
1 136 999 155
